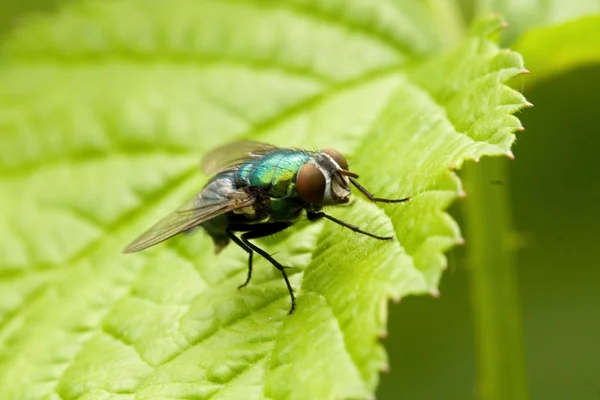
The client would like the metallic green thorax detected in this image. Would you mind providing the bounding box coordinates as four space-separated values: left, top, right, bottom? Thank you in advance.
236 149 311 196
235 149 311 219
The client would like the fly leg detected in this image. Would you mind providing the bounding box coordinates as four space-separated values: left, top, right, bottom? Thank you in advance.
307 211 393 240
226 231 254 289
349 177 411 203
228 223 296 314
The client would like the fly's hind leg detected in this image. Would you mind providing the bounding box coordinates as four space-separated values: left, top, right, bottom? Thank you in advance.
226 231 254 289
228 222 296 314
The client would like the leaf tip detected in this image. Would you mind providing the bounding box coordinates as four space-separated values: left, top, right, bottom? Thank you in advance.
456 237 466 246
525 101 534 108
506 151 515 160
520 68 531 75
470 14 509 38
430 288 440 298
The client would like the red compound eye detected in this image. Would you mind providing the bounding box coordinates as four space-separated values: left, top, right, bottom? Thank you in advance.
322 148 349 171
296 163 326 204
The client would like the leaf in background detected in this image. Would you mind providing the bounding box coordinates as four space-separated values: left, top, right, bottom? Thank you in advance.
473 0 600 43
513 14 600 86
0 1 527 398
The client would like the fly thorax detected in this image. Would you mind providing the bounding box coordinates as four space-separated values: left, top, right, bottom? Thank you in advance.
310 153 351 205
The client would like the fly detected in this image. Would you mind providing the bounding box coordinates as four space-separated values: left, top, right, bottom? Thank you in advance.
124 141 411 314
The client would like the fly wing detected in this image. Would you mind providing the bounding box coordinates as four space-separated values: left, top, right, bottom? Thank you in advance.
201 140 278 175
123 193 255 253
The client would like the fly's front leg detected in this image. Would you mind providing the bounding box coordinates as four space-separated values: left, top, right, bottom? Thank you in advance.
349 177 411 203
307 211 393 240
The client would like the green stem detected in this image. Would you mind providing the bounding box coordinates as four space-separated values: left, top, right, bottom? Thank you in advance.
463 158 529 400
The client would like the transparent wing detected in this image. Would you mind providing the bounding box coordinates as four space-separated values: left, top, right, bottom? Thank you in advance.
201 140 278 175
123 193 255 253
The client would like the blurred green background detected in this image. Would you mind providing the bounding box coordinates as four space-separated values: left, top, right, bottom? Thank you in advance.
2 1 599 399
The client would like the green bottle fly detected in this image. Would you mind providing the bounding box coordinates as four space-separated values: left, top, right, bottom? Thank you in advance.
124 141 411 314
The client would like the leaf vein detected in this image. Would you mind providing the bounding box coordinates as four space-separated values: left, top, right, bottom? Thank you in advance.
224 0 414 55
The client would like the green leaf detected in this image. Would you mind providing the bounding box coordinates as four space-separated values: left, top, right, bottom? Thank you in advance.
0 1 527 398
471 1 600 87
473 0 600 43
513 14 600 86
